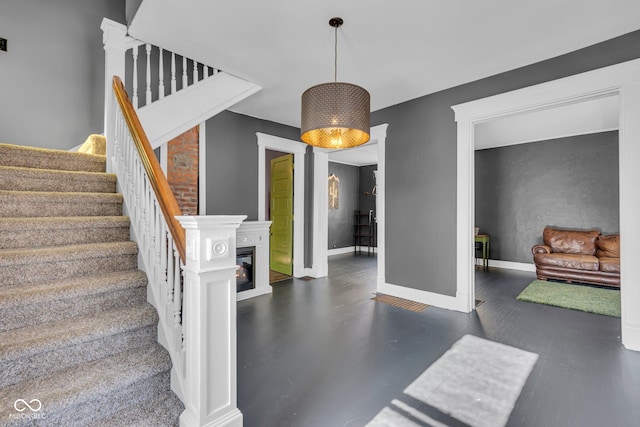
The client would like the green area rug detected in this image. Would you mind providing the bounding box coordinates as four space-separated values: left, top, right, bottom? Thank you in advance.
517 280 620 317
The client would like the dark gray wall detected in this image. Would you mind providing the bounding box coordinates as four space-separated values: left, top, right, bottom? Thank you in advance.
0 0 125 150
205 110 300 220
328 162 360 249
359 165 377 220
475 132 619 263
370 30 640 297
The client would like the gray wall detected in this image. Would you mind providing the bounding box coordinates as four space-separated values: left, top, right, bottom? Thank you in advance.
0 0 125 150
475 132 619 263
328 162 360 249
359 165 377 220
205 110 300 220
370 30 640 297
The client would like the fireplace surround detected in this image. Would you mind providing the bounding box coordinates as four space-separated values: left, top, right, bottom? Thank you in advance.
236 221 272 301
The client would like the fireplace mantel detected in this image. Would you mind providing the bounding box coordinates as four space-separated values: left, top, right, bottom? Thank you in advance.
237 221 272 301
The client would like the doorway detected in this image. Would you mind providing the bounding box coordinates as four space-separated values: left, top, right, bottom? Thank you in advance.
269 153 294 276
312 124 388 281
453 59 640 351
257 133 307 278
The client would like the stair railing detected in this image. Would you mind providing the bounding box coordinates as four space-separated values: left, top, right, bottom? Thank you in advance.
110 75 245 427
101 18 220 112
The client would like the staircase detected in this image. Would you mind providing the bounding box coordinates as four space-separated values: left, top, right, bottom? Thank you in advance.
0 142 184 425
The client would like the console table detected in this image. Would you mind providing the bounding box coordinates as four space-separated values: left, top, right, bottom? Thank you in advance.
474 234 490 270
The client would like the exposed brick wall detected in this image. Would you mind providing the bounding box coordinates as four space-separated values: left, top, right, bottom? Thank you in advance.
167 126 199 215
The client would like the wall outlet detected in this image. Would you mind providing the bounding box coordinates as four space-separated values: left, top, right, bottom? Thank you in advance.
0 38 7 52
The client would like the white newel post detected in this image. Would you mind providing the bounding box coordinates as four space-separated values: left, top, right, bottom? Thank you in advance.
177 215 247 427
100 18 128 173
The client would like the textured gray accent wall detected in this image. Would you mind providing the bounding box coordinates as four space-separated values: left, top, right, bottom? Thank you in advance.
328 162 360 249
0 0 125 150
205 110 300 220
475 132 619 263
370 30 640 297
359 165 377 219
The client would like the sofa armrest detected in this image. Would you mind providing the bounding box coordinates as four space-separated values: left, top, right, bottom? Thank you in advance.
532 244 552 255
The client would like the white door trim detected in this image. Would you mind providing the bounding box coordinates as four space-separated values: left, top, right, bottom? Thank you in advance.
312 124 389 280
257 133 307 278
452 58 640 351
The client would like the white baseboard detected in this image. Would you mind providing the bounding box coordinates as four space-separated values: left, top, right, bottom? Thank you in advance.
377 281 468 313
328 246 378 256
623 322 640 352
236 286 272 301
328 246 355 256
486 259 536 272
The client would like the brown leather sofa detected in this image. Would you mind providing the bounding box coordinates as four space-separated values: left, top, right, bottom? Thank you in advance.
532 227 620 288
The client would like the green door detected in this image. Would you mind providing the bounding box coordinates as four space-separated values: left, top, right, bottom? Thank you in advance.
270 154 294 275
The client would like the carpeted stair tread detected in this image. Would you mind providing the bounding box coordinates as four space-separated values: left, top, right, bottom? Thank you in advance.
0 241 138 287
0 190 123 217
0 241 137 267
88 391 184 427
0 216 131 249
0 304 158 386
0 142 106 172
0 270 147 332
0 345 173 426
0 165 116 193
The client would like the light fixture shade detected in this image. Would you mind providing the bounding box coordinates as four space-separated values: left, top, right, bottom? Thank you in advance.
301 82 370 149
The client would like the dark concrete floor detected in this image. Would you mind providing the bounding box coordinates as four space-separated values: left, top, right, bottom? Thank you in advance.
237 254 640 427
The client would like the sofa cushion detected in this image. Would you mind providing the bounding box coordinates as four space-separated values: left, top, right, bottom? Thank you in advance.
534 253 599 271
543 227 600 256
599 257 620 274
596 234 620 258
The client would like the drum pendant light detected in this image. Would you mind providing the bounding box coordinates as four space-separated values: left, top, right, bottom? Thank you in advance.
301 17 370 149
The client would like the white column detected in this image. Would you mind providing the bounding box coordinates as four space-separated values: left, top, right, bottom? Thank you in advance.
620 81 640 351
312 149 328 278
177 215 247 427
100 18 128 173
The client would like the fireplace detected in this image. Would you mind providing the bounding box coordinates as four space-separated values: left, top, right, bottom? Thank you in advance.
236 246 255 292
236 221 272 300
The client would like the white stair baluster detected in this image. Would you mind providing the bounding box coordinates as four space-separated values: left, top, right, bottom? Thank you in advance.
171 53 177 94
145 44 152 106
158 48 165 99
182 56 188 89
132 45 139 108
193 60 198 84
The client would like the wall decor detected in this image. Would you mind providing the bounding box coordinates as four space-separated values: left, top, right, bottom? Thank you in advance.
328 174 340 209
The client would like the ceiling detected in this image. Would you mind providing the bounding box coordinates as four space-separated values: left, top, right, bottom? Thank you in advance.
128 0 640 131
128 1 636 165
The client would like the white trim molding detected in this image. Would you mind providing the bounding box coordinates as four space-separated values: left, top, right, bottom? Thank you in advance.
378 282 467 312
328 246 379 256
257 133 307 278
312 124 388 280
486 260 536 272
452 58 640 352
199 122 207 215
236 221 272 301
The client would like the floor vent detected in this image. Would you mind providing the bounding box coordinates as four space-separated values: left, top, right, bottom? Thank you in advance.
372 293 429 312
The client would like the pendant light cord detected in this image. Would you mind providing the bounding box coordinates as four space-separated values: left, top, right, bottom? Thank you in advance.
334 25 338 82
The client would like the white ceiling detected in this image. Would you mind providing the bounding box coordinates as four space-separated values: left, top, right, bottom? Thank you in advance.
128 0 640 131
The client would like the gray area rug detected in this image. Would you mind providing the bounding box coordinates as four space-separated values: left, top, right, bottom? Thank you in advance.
367 335 538 427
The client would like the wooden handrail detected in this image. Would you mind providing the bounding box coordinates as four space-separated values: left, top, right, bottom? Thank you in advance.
112 76 186 263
